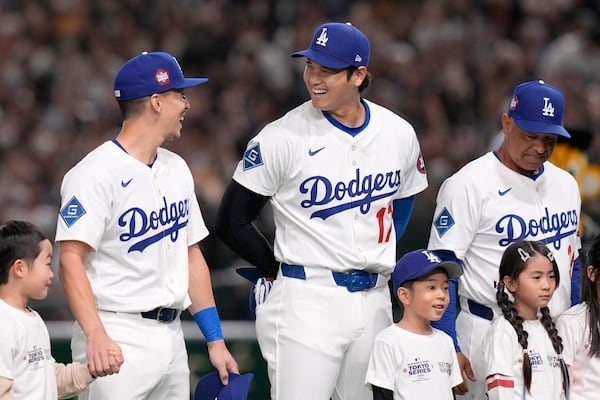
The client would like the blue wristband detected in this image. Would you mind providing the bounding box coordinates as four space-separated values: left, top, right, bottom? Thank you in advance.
193 307 223 342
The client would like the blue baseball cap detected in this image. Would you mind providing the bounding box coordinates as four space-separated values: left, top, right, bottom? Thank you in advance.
291 22 369 69
194 372 254 400
392 249 462 297
114 51 208 101
508 80 570 138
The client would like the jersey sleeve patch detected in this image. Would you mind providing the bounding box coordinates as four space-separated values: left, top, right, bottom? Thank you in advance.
243 143 264 170
417 151 426 174
59 196 86 227
434 207 454 237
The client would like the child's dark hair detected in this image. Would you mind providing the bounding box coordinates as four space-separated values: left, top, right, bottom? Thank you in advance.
0 220 48 285
583 234 600 357
496 240 568 395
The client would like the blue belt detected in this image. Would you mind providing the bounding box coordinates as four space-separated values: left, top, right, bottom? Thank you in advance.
141 307 180 322
466 299 493 321
281 263 378 292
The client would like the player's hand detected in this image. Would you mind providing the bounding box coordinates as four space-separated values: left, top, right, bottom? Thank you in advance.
207 339 239 385
85 331 124 377
453 351 475 395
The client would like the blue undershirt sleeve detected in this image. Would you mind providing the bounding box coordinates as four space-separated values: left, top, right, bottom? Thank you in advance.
428 249 462 352
571 257 581 306
393 196 415 241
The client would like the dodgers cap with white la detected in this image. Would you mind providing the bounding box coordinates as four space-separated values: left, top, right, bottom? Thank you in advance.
508 80 570 138
291 22 369 69
114 51 208 101
194 372 254 400
392 249 462 297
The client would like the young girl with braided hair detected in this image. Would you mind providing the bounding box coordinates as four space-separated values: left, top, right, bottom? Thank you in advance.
556 234 600 399
479 240 569 399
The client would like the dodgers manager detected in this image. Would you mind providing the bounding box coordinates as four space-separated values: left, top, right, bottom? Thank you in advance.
427 80 581 399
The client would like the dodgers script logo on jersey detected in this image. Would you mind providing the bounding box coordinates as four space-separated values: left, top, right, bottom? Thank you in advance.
118 196 191 252
60 195 191 253
434 206 578 250
299 168 402 220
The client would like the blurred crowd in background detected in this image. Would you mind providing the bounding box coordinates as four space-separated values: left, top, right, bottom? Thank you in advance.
2 0 600 319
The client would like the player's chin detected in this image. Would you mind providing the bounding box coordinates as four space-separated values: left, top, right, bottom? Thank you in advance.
522 157 547 171
309 96 329 110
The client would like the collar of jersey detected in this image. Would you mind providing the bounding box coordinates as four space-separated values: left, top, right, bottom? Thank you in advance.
322 98 370 137
492 150 545 181
111 138 157 168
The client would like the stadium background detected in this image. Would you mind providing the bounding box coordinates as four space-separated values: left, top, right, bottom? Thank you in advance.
2 1 600 398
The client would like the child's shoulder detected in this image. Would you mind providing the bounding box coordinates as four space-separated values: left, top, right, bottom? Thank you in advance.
557 302 587 321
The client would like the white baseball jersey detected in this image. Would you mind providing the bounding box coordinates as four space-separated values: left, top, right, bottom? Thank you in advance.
479 317 566 400
428 152 581 316
55 140 208 312
232 99 428 274
0 300 57 400
365 325 462 399
556 303 600 400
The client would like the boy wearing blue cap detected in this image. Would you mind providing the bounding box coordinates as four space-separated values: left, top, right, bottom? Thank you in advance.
56 52 238 399
216 21 427 400
365 249 463 399
427 79 581 399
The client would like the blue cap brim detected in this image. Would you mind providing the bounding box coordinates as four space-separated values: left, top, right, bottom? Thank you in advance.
512 119 571 138
291 49 350 69
176 77 208 89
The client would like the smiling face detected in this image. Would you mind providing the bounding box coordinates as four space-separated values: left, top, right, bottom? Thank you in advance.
504 254 557 320
302 60 366 124
397 269 450 333
155 89 190 141
497 114 558 176
22 239 54 301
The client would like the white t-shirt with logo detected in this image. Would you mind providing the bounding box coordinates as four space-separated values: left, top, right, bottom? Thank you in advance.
479 316 566 399
556 302 600 400
0 300 57 399
365 324 462 399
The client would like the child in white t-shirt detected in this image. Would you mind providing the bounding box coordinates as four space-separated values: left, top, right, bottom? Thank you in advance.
365 249 463 399
557 234 600 399
479 240 569 400
0 220 121 399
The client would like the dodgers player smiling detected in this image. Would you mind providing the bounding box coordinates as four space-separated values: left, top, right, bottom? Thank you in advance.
55 52 238 399
216 22 427 400
427 80 581 399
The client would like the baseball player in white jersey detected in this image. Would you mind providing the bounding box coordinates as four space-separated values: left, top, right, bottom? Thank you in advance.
216 22 428 400
55 52 238 399
427 80 581 399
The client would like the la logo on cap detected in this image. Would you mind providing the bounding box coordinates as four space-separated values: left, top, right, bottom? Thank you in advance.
316 28 328 47
542 97 554 117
